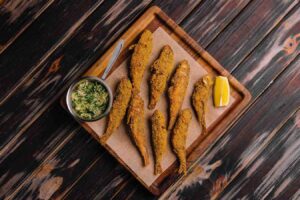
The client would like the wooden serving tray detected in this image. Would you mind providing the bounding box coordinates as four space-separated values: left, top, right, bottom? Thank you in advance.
61 6 251 195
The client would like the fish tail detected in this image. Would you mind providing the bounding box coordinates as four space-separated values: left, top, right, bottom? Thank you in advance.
154 163 162 175
178 162 187 175
141 148 149 166
100 130 111 144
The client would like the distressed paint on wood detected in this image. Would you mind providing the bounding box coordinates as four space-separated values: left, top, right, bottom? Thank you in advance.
112 1 300 199
0 0 203 198
0 104 79 198
59 1 265 198
0 0 151 155
162 52 300 200
207 0 298 71
1 0 300 198
0 0 54 53
236 3 300 97
8 128 102 200
181 0 251 47
0 0 153 198
219 109 300 200
0 0 105 104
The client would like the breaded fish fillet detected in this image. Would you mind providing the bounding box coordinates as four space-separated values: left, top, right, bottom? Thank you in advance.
151 110 168 175
168 60 190 130
192 75 213 134
149 45 174 109
171 108 192 175
100 78 132 143
129 30 153 93
127 93 149 166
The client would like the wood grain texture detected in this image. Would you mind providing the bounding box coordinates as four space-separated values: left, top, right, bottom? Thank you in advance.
0 0 105 104
162 49 300 200
122 1 300 199
0 0 54 53
236 3 300 97
0 0 152 198
181 0 251 47
0 104 78 198
218 109 300 200
0 0 203 199
1 0 299 199
10 128 102 200
61 1 262 198
0 1 206 198
59 6 250 195
207 0 297 71
0 0 151 155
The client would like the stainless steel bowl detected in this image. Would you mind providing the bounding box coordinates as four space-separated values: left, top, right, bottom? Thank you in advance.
65 39 124 122
66 76 113 122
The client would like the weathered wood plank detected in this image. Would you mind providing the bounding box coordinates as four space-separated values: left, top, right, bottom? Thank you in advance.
0 0 153 198
2 0 300 198
162 52 300 200
0 0 151 154
235 3 300 97
0 0 54 53
153 0 202 23
218 109 300 200
0 104 78 198
0 0 105 104
61 1 259 198
62 156 132 200
206 0 297 71
52 0 298 198
181 0 251 47
9 128 102 200
0 3 203 198
119 3 300 198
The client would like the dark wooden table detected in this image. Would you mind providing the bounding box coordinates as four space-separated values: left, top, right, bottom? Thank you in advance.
0 0 299 199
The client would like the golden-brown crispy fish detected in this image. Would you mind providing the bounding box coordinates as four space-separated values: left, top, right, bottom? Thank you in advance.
100 78 132 143
172 108 192 175
129 30 153 93
151 110 168 175
149 45 174 109
127 93 149 166
192 75 213 134
168 60 190 130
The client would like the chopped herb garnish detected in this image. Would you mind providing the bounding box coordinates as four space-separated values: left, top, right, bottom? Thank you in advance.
71 79 109 120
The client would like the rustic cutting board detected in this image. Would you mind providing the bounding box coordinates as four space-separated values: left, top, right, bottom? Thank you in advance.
61 6 251 195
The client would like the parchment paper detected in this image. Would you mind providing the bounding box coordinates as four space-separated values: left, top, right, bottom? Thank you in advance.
87 27 236 186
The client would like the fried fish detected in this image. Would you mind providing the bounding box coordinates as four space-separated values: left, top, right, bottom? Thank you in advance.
192 75 213 134
151 110 168 175
129 30 153 93
168 60 190 130
149 45 174 109
100 78 132 143
171 108 192 175
127 93 150 166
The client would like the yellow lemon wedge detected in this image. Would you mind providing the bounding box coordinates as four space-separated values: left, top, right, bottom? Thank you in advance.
214 76 230 107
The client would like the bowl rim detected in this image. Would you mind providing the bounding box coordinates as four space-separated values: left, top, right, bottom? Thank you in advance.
66 76 113 122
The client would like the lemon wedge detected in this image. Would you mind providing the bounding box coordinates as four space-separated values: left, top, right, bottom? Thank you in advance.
214 76 230 107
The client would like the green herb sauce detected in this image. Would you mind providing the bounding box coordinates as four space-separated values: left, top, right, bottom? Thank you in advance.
71 80 109 120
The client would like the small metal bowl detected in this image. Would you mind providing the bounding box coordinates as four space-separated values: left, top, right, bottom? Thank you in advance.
66 76 113 122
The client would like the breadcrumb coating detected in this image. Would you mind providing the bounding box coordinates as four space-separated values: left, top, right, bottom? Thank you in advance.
151 110 168 175
168 60 190 130
127 93 150 166
192 75 213 134
171 108 192 175
149 45 174 109
129 30 153 93
101 78 132 143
